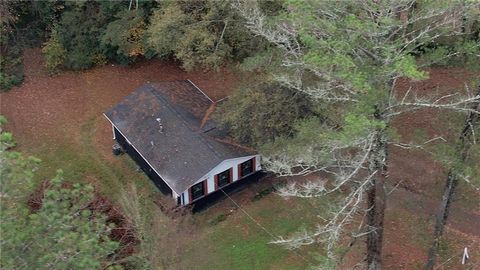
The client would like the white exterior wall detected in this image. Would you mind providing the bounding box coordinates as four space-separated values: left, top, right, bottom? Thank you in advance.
181 155 261 205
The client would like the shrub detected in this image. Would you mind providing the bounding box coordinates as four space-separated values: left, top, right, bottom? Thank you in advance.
42 28 66 73
0 45 24 91
0 72 24 91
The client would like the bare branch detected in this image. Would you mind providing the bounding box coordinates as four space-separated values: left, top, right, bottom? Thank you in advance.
385 92 480 118
389 136 447 150
271 170 377 258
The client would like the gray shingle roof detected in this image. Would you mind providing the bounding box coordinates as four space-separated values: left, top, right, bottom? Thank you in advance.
104 81 254 194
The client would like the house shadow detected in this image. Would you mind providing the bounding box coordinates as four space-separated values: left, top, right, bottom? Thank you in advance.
191 171 267 213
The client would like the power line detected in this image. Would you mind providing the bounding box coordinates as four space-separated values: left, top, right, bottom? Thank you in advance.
220 189 313 265
223 189 477 269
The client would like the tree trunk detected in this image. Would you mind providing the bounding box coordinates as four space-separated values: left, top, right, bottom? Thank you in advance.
425 85 480 270
424 171 459 270
366 174 386 270
366 127 388 270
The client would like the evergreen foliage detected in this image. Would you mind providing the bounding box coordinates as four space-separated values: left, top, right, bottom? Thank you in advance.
0 118 122 270
38 0 269 72
216 82 314 146
101 10 149 65
40 1 156 69
230 1 480 268
0 1 24 91
146 0 266 70
53 2 113 70
42 27 66 73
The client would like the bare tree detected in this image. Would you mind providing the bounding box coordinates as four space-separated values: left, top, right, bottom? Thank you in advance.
425 84 480 270
233 0 480 269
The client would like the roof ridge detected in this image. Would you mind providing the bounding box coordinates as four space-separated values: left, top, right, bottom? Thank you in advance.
211 137 257 152
147 85 224 159
147 86 199 133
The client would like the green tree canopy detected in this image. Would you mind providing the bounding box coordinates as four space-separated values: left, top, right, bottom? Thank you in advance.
146 0 269 70
0 117 121 270
232 1 480 268
216 82 315 147
101 10 149 65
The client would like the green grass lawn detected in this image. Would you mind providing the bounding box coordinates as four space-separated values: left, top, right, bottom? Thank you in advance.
14 101 479 270
182 197 326 270
16 113 326 269
4 53 478 269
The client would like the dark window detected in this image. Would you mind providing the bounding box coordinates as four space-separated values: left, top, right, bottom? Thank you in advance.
240 159 254 177
191 181 205 201
217 169 231 188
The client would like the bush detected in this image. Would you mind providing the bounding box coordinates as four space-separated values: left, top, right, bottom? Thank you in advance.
0 71 24 91
42 28 66 73
0 45 24 91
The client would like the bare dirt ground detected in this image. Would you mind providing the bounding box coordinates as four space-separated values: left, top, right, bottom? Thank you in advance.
1 48 479 269
0 48 235 150
383 68 480 269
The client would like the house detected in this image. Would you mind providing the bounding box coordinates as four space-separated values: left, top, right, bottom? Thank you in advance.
104 80 261 206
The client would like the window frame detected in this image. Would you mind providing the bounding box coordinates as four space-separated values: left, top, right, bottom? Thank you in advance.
215 168 232 189
239 158 255 178
189 180 206 202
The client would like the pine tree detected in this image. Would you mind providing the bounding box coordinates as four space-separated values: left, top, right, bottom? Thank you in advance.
0 117 121 270
234 1 480 268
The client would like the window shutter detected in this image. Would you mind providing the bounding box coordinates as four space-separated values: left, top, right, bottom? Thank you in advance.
252 157 256 172
214 174 219 190
229 167 233 183
238 163 242 179
188 188 192 204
